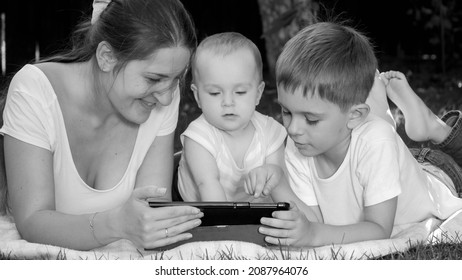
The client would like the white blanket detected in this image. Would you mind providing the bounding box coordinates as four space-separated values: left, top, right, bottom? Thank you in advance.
1 211 461 260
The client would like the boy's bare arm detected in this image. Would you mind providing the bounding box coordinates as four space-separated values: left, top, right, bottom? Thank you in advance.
245 145 322 222
183 137 227 201
260 196 397 247
311 196 397 245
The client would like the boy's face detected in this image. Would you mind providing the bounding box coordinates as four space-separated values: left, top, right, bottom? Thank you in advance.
192 49 264 134
278 86 352 158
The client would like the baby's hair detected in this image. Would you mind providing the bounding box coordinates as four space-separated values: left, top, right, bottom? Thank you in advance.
191 32 263 82
276 21 377 111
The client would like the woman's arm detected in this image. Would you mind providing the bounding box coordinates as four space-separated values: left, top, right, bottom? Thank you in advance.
183 136 227 201
5 135 202 250
134 133 175 201
5 135 107 249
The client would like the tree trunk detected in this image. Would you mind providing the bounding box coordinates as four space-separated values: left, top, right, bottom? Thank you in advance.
257 0 317 83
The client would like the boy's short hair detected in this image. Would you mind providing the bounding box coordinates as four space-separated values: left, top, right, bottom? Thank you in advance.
192 32 263 82
276 22 377 111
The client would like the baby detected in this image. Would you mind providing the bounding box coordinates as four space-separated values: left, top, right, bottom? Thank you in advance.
177 32 305 206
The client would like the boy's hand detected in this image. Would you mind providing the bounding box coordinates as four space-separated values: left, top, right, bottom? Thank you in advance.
244 164 283 199
258 203 311 247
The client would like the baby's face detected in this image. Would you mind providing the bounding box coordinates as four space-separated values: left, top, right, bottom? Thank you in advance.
192 49 264 134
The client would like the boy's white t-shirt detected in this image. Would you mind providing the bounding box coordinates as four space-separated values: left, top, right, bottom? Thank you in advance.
0 64 180 215
285 114 462 226
178 112 287 202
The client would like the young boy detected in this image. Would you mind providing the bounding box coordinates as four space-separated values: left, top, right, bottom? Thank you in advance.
177 32 309 207
258 22 462 247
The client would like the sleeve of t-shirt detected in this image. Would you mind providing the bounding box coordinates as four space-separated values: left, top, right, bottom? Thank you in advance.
0 71 52 151
284 138 318 206
355 138 402 207
180 117 218 158
156 86 180 136
265 117 287 156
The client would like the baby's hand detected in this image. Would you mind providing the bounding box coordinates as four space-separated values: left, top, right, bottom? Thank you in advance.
244 164 284 199
258 203 312 247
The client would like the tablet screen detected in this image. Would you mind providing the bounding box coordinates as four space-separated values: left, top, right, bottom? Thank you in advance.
148 201 290 226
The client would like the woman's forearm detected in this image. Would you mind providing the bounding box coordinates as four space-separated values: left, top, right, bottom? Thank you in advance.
18 209 120 250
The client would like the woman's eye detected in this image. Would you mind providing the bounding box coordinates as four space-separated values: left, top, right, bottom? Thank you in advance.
147 77 161 84
281 110 290 116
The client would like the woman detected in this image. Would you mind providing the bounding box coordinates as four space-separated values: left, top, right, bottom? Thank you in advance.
0 0 202 250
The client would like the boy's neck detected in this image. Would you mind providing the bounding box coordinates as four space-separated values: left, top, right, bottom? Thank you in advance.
313 135 351 179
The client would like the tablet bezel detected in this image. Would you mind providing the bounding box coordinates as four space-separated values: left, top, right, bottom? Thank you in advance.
148 201 290 226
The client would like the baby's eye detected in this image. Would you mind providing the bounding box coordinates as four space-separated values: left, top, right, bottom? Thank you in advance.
235 91 247 95
208 92 220 96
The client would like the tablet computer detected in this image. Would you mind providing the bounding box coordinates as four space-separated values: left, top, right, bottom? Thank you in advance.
146 201 290 250
148 201 290 226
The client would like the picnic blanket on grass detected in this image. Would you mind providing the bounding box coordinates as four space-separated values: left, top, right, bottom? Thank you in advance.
1 210 462 260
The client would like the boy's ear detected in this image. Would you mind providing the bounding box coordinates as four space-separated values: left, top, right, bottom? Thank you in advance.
255 81 265 106
191 84 201 109
347 103 370 129
96 41 117 72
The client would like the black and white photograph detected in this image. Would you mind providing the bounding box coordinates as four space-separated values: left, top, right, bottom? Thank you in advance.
0 0 461 276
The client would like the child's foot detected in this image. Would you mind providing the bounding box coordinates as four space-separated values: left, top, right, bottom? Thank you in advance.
381 71 450 143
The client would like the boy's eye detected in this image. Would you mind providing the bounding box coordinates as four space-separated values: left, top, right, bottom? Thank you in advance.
305 117 319 125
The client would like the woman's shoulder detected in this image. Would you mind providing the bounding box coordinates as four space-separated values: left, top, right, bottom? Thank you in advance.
8 62 80 108
11 63 71 88
34 62 87 103
8 64 55 101
12 64 47 83
34 62 76 87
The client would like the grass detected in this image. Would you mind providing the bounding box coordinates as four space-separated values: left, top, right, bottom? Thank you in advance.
378 232 462 260
2 238 462 260
2 229 462 260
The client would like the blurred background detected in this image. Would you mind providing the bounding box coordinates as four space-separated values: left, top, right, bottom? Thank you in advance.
0 0 461 149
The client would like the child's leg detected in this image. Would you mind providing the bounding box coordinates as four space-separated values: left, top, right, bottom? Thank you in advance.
380 71 451 144
381 71 462 193
434 110 462 167
409 147 462 197
366 70 396 128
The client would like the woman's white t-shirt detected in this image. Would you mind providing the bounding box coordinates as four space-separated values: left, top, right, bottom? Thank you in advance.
0 64 180 214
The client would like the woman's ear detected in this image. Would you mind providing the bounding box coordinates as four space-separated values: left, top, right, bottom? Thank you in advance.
256 81 265 106
347 103 370 129
191 84 201 109
96 41 117 72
